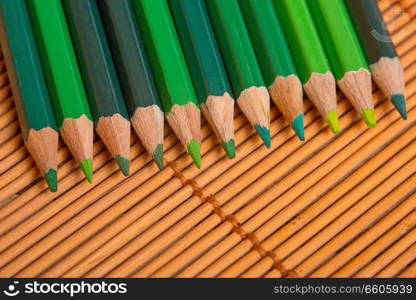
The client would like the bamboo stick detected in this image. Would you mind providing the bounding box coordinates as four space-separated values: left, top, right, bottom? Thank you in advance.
214 128 416 277
241 147 416 278
351 228 416 277
375 242 416 277
398 261 416 277
306 193 416 277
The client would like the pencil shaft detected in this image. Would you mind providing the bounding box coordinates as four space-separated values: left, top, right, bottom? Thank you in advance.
169 0 232 103
62 0 128 122
0 0 57 137
205 0 265 96
97 0 162 113
28 0 92 127
344 0 397 64
273 0 331 83
308 0 369 79
132 0 199 113
239 0 298 85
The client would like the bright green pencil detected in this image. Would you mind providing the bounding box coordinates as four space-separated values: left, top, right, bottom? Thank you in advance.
206 0 271 148
28 0 94 182
240 0 304 141
274 0 340 134
132 0 201 168
309 0 376 128
0 0 59 191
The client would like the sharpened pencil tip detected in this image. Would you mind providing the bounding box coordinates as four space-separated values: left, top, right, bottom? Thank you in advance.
115 155 130 176
222 139 236 159
361 109 377 128
255 125 271 149
45 169 58 192
292 114 305 141
80 159 93 183
391 94 407 120
188 140 201 169
153 144 164 170
326 110 341 135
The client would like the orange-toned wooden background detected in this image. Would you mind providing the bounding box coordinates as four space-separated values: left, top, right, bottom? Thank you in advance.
0 0 414 278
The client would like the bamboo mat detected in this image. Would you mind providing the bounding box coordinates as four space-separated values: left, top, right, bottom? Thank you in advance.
0 0 415 278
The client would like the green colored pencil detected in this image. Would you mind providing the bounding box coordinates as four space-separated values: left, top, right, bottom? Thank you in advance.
345 0 406 120
169 0 236 158
98 0 165 170
206 0 271 148
274 0 340 134
240 0 304 141
28 0 94 182
0 0 59 191
309 0 375 128
62 0 131 176
132 0 201 168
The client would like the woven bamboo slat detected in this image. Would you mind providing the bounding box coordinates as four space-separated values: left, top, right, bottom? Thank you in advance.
0 0 414 278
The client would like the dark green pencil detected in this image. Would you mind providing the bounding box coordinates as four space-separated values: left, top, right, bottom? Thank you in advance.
98 0 165 169
0 0 58 191
169 0 236 158
344 0 406 119
63 0 131 176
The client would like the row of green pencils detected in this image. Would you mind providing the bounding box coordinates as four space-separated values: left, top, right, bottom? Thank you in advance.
0 0 406 192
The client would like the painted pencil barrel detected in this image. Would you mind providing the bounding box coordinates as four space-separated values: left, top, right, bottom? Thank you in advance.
344 0 397 64
0 0 56 137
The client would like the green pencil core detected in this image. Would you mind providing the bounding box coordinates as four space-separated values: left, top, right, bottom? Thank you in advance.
255 125 271 149
391 94 407 120
326 110 341 135
222 139 236 159
153 143 164 170
292 114 305 141
115 155 130 176
361 109 377 128
188 140 201 169
80 159 93 183
44 169 58 192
